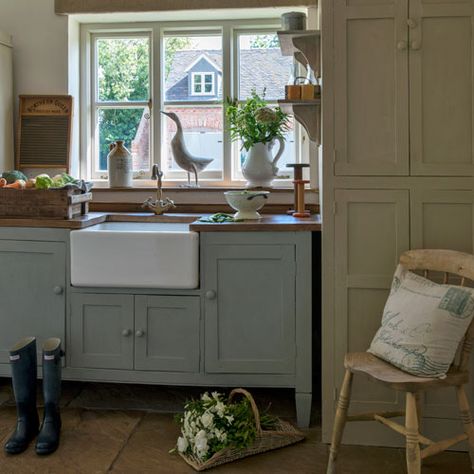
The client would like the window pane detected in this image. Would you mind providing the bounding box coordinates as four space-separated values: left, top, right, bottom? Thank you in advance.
165 35 222 102
97 107 150 172
162 105 223 180
97 37 150 102
238 33 291 101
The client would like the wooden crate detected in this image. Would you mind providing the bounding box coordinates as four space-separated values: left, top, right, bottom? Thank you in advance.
0 188 92 219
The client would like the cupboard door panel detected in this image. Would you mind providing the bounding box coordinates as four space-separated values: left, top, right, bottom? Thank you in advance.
334 0 409 175
334 189 410 445
204 244 295 374
0 241 65 365
70 294 134 370
410 1 474 175
134 296 200 373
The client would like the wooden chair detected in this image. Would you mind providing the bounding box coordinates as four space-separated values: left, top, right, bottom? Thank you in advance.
326 249 474 474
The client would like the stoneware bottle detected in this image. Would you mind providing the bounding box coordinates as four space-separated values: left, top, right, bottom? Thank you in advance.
107 140 133 188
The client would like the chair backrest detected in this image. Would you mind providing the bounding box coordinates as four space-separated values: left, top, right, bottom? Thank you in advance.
400 249 474 372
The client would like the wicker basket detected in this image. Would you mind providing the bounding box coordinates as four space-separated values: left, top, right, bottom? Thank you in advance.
178 388 305 471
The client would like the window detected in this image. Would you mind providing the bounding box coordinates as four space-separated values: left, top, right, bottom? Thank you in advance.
82 19 309 185
192 73 215 95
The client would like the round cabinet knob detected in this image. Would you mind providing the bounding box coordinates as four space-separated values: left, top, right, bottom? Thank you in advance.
397 41 407 51
407 18 417 28
53 286 64 295
411 40 421 50
135 330 145 338
205 290 217 300
122 329 132 337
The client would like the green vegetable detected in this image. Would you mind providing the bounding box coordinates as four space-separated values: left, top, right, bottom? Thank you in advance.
198 213 242 223
2 170 27 184
61 173 78 184
52 176 66 188
35 174 54 189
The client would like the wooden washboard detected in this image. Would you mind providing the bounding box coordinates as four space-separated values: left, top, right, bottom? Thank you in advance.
16 95 72 171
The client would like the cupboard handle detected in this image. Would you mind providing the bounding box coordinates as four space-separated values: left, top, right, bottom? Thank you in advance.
411 40 421 50
53 286 64 295
205 290 217 300
136 330 145 338
407 18 417 28
397 41 407 51
122 329 132 337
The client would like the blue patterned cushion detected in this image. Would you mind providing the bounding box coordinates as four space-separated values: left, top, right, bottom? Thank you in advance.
368 265 474 377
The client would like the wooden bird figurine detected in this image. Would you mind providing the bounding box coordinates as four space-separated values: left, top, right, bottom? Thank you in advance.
161 111 214 187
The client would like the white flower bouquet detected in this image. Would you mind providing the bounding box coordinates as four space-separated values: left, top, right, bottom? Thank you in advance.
173 388 305 472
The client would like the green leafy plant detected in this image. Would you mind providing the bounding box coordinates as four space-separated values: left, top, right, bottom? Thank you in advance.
173 391 262 462
225 90 289 152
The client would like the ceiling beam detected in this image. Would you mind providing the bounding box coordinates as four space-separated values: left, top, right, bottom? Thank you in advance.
55 0 315 14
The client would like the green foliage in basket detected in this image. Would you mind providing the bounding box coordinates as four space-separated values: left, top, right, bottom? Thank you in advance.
225 89 290 152
174 391 266 462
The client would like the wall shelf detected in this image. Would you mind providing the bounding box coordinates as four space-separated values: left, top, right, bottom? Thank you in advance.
277 30 321 76
279 99 321 145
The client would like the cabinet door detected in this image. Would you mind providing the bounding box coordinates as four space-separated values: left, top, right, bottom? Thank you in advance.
204 244 295 374
411 189 474 439
70 293 134 369
334 189 410 446
134 296 200 372
0 240 65 365
334 0 409 176
410 0 474 176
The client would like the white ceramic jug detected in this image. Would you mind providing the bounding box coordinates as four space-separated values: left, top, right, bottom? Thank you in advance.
242 137 285 188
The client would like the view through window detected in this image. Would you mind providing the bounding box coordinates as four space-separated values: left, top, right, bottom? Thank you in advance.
86 22 306 184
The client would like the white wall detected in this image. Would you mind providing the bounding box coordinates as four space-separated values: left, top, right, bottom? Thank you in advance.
0 0 68 100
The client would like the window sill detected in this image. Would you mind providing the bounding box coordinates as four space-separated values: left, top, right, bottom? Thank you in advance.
91 185 319 193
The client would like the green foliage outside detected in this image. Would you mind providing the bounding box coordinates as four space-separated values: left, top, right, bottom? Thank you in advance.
97 36 190 170
250 34 279 49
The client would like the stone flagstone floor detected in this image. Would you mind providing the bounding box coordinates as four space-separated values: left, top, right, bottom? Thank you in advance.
0 378 472 473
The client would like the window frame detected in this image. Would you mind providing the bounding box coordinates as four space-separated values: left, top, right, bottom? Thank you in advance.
80 19 310 187
191 72 216 96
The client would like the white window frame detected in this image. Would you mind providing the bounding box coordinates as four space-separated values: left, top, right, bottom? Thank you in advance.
191 72 215 96
80 18 311 187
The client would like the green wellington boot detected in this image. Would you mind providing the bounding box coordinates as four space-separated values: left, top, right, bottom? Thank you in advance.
4 337 39 454
36 338 63 455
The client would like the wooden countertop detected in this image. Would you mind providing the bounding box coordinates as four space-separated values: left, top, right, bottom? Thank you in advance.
189 213 321 232
0 212 322 232
0 213 108 229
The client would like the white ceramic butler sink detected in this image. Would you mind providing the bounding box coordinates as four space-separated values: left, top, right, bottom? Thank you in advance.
70 222 199 289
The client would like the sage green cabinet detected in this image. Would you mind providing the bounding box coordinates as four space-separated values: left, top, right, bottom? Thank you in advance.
70 293 134 370
203 242 296 375
135 296 200 372
70 293 200 373
0 240 66 365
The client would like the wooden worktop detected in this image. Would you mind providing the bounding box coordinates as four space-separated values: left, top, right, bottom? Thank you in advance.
0 212 322 231
189 213 321 232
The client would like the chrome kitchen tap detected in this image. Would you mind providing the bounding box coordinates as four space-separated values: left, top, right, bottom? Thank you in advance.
142 164 176 215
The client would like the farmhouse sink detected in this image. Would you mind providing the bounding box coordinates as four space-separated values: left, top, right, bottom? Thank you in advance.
70 222 199 289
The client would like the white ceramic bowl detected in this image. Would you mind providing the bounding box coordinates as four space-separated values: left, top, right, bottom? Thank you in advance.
224 191 270 220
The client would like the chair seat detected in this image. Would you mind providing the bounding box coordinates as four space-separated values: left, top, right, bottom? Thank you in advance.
344 352 469 391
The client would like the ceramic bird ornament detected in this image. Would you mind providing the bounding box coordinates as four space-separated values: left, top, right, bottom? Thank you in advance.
161 111 214 187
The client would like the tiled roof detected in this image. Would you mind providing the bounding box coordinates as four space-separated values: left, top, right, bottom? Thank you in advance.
165 49 291 101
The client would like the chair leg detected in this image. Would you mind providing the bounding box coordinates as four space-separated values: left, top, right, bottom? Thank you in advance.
456 385 474 469
406 392 421 474
327 369 353 474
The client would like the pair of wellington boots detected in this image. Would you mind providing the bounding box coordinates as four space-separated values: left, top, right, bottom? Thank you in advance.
4 337 63 456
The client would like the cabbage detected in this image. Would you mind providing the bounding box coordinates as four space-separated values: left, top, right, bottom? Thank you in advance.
35 174 54 189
